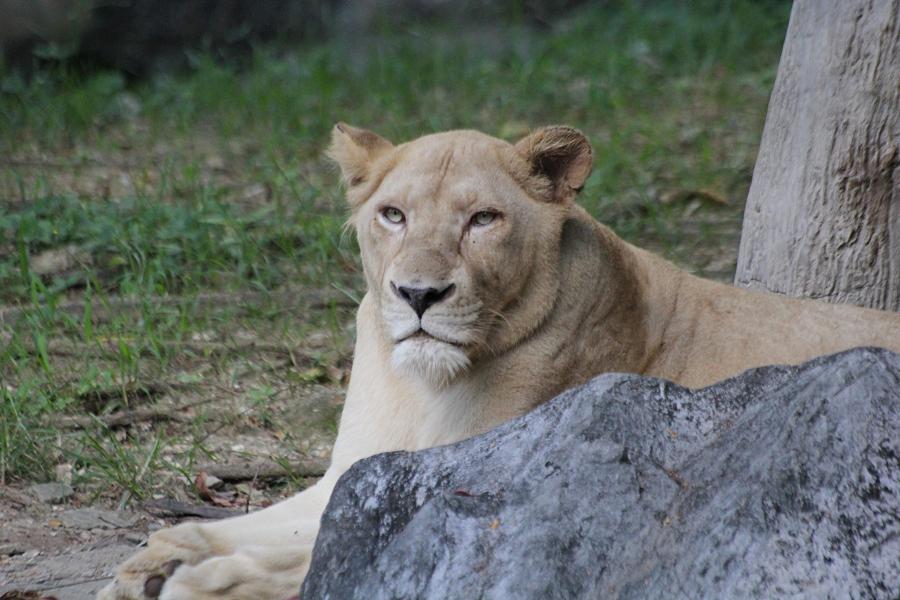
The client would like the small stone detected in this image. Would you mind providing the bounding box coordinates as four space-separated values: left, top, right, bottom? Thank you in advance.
30 482 74 504
29 244 92 277
305 331 331 348
0 542 23 556
59 508 137 530
204 155 226 171
234 483 263 505
190 330 215 342
54 463 73 484
114 91 142 118
124 532 147 545
204 475 224 490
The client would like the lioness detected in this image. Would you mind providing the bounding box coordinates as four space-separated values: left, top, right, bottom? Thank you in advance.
100 125 900 599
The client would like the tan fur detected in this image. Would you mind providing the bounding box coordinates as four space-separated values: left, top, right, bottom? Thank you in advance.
100 126 900 600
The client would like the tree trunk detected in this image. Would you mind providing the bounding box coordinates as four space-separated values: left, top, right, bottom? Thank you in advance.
734 0 900 312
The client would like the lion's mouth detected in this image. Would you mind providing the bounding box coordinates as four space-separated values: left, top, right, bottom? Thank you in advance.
399 329 463 347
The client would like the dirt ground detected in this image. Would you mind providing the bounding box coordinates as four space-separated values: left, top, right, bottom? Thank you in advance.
1 492 151 599
1 374 345 599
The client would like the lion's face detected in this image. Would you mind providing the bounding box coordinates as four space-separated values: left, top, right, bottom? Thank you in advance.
330 125 593 387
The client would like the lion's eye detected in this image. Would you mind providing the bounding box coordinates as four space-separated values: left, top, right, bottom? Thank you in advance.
381 206 405 225
471 211 498 227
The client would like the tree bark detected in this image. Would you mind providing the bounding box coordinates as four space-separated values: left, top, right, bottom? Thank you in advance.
734 0 900 312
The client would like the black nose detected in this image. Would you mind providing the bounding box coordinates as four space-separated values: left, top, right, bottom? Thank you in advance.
391 283 455 318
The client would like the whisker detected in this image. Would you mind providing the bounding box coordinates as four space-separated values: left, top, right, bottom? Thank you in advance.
486 308 512 330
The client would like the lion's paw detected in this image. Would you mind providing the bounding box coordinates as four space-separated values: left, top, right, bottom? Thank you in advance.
160 552 308 600
98 522 224 599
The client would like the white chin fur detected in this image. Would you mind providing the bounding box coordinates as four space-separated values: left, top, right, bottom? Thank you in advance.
391 338 471 387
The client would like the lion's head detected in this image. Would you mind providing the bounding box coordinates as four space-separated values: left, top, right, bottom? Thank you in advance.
329 124 593 387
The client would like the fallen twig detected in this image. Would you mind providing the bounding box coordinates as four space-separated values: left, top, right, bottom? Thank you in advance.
660 188 729 206
31 338 314 361
1 157 143 169
0 288 354 325
0 485 34 507
50 395 215 430
1 590 59 599
51 407 189 430
196 458 328 482
72 380 191 405
140 498 241 519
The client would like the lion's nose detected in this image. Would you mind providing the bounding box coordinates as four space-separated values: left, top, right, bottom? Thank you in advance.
391 282 455 318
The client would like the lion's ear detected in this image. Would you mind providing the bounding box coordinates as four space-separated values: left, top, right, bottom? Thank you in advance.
328 122 394 188
514 126 593 203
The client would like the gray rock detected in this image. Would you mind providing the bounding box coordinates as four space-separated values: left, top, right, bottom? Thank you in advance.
303 347 900 599
30 482 74 504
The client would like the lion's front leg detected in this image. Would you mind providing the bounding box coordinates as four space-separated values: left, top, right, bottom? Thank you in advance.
98 293 424 599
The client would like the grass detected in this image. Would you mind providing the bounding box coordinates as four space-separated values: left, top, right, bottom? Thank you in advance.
0 0 790 501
